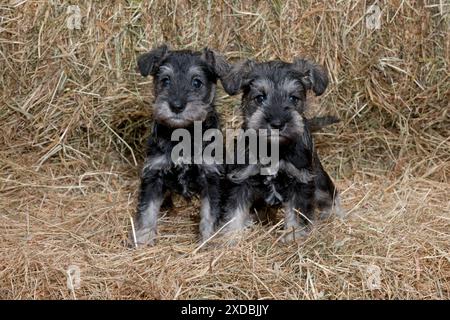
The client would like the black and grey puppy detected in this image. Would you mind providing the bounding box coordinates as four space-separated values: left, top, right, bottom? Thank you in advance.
132 45 229 246
221 58 343 241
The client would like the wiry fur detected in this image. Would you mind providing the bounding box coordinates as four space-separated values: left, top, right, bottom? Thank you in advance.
132 45 229 246
221 58 343 240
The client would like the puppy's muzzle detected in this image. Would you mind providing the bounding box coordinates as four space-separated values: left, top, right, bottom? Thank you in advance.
169 100 185 114
268 118 286 131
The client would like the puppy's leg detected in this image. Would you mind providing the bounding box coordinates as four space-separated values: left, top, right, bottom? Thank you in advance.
199 170 221 242
132 172 164 246
315 186 345 219
283 183 315 242
224 184 254 233
283 200 309 242
313 152 345 219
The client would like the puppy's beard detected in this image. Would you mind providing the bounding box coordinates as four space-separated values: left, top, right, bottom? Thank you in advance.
183 101 209 123
153 101 209 128
269 134 288 145
259 128 287 145
253 126 290 145
269 111 306 144
247 109 295 144
275 125 297 144
246 109 265 131
163 117 192 128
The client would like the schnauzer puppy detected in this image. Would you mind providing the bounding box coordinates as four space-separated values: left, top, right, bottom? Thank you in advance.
132 45 229 246
221 58 343 240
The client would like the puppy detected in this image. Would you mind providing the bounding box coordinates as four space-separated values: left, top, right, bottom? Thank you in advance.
132 45 229 246
221 58 343 240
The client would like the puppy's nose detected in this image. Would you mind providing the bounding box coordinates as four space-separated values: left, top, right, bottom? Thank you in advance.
269 119 285 130
169 101 185 114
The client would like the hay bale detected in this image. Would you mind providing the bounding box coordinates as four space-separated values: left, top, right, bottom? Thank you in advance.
0 1 448 299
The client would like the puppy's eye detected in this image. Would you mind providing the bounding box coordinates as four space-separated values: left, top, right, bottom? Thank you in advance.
192 78 203 89
289 96 299 104
161 77 171 88
255 95 266 104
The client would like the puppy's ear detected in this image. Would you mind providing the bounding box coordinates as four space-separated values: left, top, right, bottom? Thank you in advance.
292 58 329 96
201 48 231 80
201 49 254 95
220 59 254 95
137 44 169 77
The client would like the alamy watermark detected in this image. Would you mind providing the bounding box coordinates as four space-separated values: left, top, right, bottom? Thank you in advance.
366 4 382 30
365 264 381 290
66 265 81 291
170 121 279 175
66 5 82 30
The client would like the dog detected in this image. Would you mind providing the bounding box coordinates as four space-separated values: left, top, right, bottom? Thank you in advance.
131 45 230 246
220 58 344 241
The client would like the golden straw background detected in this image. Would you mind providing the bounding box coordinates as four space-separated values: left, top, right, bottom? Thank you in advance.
0 0 449 299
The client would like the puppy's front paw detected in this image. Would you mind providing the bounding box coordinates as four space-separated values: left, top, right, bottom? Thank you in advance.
318 209 333 220
131 227 157 247
200 229 215 244
334 197 346 219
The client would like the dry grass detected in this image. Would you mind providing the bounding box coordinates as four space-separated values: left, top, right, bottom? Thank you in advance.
0 0 449 299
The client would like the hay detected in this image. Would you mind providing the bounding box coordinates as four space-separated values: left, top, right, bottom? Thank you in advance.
0 0 449 299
